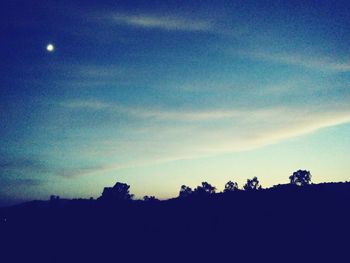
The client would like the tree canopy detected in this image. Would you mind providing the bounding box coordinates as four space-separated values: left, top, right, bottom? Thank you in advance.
289 170 312 186
194 182 216 195
224 181 239 192
243 177 262 191
179 185 193 198
100 182 134 201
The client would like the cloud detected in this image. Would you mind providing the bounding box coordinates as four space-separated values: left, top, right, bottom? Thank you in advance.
1 178 42 187
61 99 244 121
0 157 47 174
0 157 46 191
238 50 350 72
0 154 115 179
61 100 112 110
57 99 350 177
129 108 243 121
110 13 213 32
56 165 108 178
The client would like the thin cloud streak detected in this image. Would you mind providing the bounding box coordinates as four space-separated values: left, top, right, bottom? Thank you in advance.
61 100 113 110
111 13 213 32
0 157 48 174
61 99 350 123
238 50 350 72
61 99 244 121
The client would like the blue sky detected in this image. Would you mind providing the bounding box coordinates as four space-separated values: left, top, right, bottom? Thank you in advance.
1 0 350 205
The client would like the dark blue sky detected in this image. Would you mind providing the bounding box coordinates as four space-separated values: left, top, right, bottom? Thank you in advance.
1 0 350 206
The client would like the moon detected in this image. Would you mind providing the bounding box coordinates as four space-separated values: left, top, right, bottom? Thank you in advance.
46 43 54 52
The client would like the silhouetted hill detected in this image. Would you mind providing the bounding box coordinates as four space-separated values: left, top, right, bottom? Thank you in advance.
1 182 349 263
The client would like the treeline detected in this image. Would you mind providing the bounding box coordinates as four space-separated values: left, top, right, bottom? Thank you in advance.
2 169 349 263
95 169 312 203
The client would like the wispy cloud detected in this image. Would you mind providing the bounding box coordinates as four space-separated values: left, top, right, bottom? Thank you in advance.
1 178 42 187
238 50 350 72
110 13 213 32
57 99 350 177
69 107 350 176
0 157 48 174
61 99 244 121
0 157 46 191
56 165 107 178
61 99 350 124
61 100 113 110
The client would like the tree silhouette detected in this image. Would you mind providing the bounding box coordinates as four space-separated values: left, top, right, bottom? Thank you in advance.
243 177 261 191
49 195 60 206
143 196 159 202
101 182 134 201
50 195 60 201
289 170 312 186
194 182 216 195
224 181 239 192
179 185 193 198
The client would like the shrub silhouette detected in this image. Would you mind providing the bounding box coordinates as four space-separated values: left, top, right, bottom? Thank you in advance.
289 170 312 186
143 195 159 202
224 181 239 192
179 185 193 198
194 182 216 195
50 195 60 201
100 182 134 201
243 177 262 191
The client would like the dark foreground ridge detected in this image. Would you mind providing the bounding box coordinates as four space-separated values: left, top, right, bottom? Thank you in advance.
1 171 350 263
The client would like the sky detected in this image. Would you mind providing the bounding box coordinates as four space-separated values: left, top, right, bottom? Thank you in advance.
1 0 350 206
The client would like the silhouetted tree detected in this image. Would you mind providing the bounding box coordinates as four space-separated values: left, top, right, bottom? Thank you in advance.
289 170 312 186
49 195 60 207
100 182 134 201
143 196 159 202
179 185 193 198
224 181 239 192
243 177 261 191
194 182 216 195
50 195 60 201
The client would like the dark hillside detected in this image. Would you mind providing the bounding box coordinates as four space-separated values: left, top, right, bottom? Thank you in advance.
1 182 350 263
